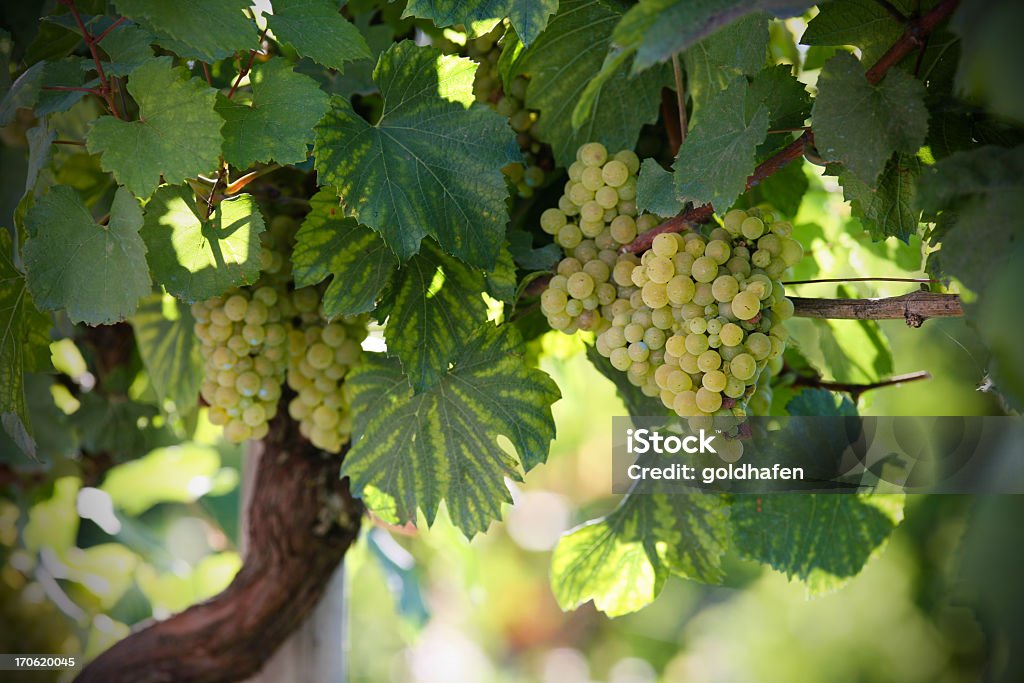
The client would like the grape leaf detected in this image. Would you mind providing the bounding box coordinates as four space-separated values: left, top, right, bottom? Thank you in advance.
510 0 667 168
636 158 683 217
920 146 1024 293
785 387 857 417
746 64 810 131
833 154 921 242
811 52 928 186
674 78 769 210
683 12 769 113
731 494 903 593
506 229 560 271
0 61 45 126
94 23 156 77
403 0 559 47
801 0 910 66
736 156 808 218
140 185 265 303
314 41 517 268
378 241 489 393
265 0 371 72
216 59 330 168
23 186 150 324
551 490 729 616
483 245 517 304
613 0 810 74
0 231 51 457
0 58 96 126
129 293 204 415
111 0 256 62
86 58 223 199
343 324 560 536
291 189 398 318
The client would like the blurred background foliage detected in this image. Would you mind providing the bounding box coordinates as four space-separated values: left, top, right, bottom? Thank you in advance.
1 6 1021 683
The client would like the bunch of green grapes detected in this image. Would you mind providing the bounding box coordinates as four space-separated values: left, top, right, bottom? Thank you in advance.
193 285 292 442
285 293 367 453
539 142 662 334
593 207 802 418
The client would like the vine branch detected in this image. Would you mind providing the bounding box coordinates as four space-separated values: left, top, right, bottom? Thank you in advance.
790 369 931 401
791 290 963 327
57 0 122 119
622 0 961 254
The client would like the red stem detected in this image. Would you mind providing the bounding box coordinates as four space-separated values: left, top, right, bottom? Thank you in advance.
791 370 931 400
621 0 960 254
227 26 270 100
58 0 122 119
92 16 126 44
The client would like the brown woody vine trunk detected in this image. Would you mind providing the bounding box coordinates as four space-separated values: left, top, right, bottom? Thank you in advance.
74 409 363 683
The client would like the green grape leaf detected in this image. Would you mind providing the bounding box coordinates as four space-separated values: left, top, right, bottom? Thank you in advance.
1 58 97 126
674 78 769 210
952 0 1024 126
484 245 517 304
94 24 156 77
785 387 858 417
511 0 667 168
141 186 265 303
613 0 809 74
683 12 769 113
111 0 256 62
129 293 204 415
73 392 162 456
403 0 559 47
0 232 51 456
919 146 1024 293
506 229 560 271
788 311 893 386
736 156 808 218
832 154 921 243
102 444 227 515
86 58 223 199
216 59 330 168
314 41 517 268
343 324 560 536
379 241 489 393
265 0 371 72
732 494 903 593
292 189 398 318
802 0 912 67
811 52 928 186
746 64 810 131
0 61 45 126
552 490 729 616
23 186 150 324
636 158 683 217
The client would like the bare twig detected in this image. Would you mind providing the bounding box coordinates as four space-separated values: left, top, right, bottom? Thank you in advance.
783 277 940 286
52 139 86 146
660 90 681 156
791 369 931 401
791 291 963 326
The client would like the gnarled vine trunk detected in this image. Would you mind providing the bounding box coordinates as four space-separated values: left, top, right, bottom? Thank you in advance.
74 411 362 683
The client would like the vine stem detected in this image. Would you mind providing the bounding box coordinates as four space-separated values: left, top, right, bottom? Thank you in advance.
57 0 122 119
92 16 126 44
228 26 270 100
791 369 931 401
791 291 963 327
672 54 687 147
621 0 961 254
783 277 940 285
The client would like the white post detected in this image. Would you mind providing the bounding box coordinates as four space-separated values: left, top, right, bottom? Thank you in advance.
242 443 348 682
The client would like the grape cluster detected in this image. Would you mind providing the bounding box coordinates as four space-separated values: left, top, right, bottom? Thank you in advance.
539 142 658 334
285 288 367 453
539 144 805 420
193 215 366 452
193 286 290 442
468 31 550 197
